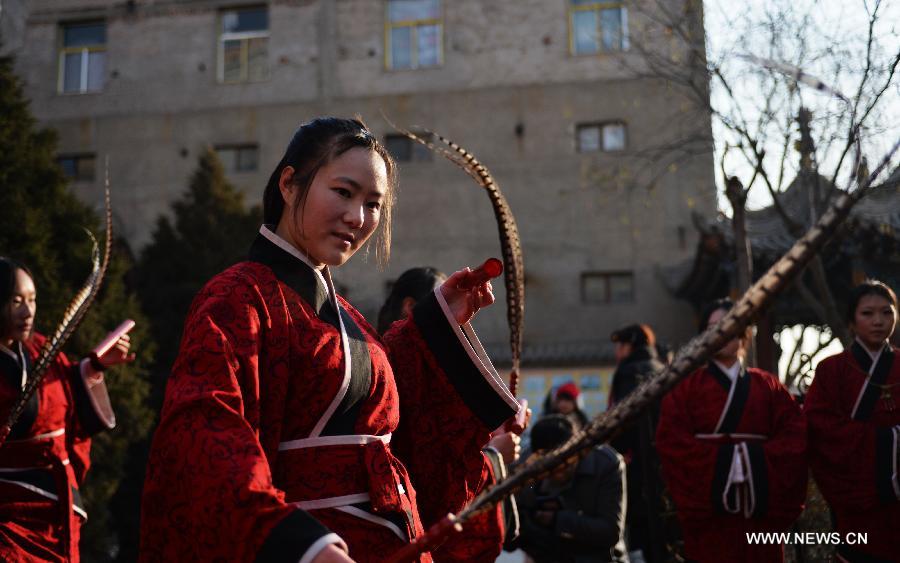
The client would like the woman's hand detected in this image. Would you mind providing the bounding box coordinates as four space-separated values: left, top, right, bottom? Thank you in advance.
487 431 521 465
439 268 496 325
311 544 355 563
97 333 136 368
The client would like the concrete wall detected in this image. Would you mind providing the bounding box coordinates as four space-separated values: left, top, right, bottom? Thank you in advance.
8 0 716 359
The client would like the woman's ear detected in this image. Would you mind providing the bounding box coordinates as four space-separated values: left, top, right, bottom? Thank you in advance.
278 166 296 207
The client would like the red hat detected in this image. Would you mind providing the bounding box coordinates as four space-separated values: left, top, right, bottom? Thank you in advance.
556 382 580 401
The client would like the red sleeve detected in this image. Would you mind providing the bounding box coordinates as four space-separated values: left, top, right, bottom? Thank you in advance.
385 291 517 549
805 356 894 512
655 376 723 518
139 277 334 562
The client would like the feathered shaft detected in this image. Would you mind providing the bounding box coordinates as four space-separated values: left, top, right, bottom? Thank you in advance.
385 136 900 563
391 124 526 395
0 181 113 445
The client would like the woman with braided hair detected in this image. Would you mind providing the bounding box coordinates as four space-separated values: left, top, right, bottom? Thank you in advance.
805 280 900 562
0 257 133 562
139 117 520 563
656 298 807 562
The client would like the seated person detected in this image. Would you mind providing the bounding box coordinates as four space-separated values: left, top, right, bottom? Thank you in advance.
511 415 628 563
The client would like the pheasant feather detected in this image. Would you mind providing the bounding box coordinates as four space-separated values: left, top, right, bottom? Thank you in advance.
389 123 526 395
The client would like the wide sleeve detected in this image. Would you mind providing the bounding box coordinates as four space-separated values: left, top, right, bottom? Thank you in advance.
805 357 900 512
385 289 519 535
139 284 343 563
655 378 727 519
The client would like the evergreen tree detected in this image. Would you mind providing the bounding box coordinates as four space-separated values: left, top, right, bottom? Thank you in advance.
0 49 154 560
136 147 262 399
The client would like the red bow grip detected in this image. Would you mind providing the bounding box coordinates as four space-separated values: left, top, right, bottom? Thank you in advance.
89 319 135 365
456 258 503 290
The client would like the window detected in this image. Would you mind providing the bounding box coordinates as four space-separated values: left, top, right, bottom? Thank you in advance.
215 144 259 172
59 22 106 94
569 1 628 55
576 122 627 152
581 272 634 304
57 153 96 182
219 6 268 83
384 133 433 162
386 0 442 70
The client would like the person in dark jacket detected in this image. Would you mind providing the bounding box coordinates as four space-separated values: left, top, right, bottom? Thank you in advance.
512 415 629 563
608 324 666 563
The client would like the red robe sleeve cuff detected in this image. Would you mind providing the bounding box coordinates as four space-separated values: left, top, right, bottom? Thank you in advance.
70 358 116 435
411 289 519 429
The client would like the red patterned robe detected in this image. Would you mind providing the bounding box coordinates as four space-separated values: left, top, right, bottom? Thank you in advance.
139 228 519 563
805 342 900 562
0 333 115 562
656 363 807 563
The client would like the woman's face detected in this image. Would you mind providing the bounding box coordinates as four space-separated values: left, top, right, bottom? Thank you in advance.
708 307 742 364
280 147 387 267
4 269 36 345
851 294 897 350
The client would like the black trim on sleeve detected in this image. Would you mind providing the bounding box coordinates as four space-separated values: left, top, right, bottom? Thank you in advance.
711 444 734 514
70 364 115 435
412 293 517 430
874 427 897 505
746 442 769 518
255 509 333 563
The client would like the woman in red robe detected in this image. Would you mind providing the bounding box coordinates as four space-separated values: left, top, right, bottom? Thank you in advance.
139 118 521 563
0 258 133 562
805 280 900 562
656 298 807 563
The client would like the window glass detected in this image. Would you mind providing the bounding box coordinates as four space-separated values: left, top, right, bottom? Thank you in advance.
600 8 623 51
572 10 598 54
57 154 96 182
388 0 440 21
577 125 601 152
417 24 441 67
63 53 83 93
63 23 105 47
222 8 268 34
390 27 413 69
524 377 546 393
609 273 635 303
247 37 268 81
603 123 626 151
86 51 106 91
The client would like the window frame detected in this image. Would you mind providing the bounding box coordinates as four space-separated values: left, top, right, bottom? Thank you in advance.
384 133 434 162
580 271 635 304
567 0 629 56
576 121 628 153
217 6 270 84
384 0 443 70
214 143 260 173
57 153 97 183
57 21 106 94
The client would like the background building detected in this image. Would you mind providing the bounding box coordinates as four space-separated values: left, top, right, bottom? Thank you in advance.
3 0 716 415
